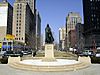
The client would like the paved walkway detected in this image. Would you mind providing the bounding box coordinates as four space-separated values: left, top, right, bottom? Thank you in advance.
0 64 100 75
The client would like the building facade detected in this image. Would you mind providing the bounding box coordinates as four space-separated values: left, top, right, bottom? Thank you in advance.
66 12 82 48
0 0 13 41
59 27 66 50
83 0 100 48
15 0 36 14
68 30 76 48
36 10 41 50
12 0 36 49
76 23 84 52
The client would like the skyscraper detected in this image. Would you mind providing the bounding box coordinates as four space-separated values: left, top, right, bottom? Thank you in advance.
83 0 100 48
13 0 36 49
36 10 41 50
68 30 76 48
75 23 84 51
0 0 13 41
66 12 82 48
15 0 36 14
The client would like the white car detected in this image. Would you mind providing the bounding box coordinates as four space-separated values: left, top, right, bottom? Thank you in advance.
96 52 100 57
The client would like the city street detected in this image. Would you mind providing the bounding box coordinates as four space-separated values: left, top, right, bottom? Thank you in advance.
0 64 100 75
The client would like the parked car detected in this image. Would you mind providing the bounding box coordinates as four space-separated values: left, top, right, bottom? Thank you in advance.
78 50 94 56
21 50 32 55
95 52 100 57
2 50 23 58
21 51 29 55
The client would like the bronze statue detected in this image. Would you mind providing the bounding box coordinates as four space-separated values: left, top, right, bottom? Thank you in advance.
45 24 54 44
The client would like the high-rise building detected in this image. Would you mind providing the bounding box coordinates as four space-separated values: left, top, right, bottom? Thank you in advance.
66 12 82 48
0 0 13 41
68 30 76 48
83 0 100 48
76 23 84 51
36 10 41 50
12 0 36 49
59 27 66 50
15 0 36 14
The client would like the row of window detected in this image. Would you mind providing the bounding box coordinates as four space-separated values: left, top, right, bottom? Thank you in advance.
16 30 21 33
15 37 23 40
16 27 21 29
17 4 22 9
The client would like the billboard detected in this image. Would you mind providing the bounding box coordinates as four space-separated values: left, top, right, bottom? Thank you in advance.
0 6 8 26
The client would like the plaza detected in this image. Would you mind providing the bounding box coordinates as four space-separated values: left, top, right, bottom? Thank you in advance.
0 0 100 74
0 64 100 75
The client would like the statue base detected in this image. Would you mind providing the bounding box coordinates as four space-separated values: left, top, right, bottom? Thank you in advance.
42 44 56 62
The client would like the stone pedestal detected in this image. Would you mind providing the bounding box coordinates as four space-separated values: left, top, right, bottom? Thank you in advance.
8 56 21 64
42 44 56 62
78 56 91 64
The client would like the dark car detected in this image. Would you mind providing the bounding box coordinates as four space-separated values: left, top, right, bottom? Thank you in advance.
21 50 32 55
2 50 23 58
78 50 95 57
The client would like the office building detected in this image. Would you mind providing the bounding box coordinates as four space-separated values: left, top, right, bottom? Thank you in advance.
15 0 36 14
36 10 41 50
59 27 66 50
66 12 82 48
0 0 13 41
76 23 84 51
68 30 76 48
83 0 100 48
12 0 36 49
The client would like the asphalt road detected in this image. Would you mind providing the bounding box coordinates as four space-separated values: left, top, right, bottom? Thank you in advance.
0 64 100 75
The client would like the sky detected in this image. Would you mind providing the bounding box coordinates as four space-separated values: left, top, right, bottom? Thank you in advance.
0 0 83 43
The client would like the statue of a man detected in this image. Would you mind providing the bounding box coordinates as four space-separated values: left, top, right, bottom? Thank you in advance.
45 24 54 44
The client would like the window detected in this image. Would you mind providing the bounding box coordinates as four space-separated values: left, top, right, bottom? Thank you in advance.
20 6 22 9
22 37 23 40
19 20 21 22
17 4 19 6
19 23 21 26
17 14 18 16
17 20 18 22
16 30 18 33
16 27 18 29
19 27 21 29
16 34 18 36
16 38 18 40
16 24 18 26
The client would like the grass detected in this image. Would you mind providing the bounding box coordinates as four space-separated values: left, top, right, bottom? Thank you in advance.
35 50 77 58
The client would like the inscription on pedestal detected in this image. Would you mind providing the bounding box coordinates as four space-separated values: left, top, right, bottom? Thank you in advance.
42 44 56 62
47 46 52 50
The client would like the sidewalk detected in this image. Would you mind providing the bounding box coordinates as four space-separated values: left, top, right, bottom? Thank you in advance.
0 64 100 75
